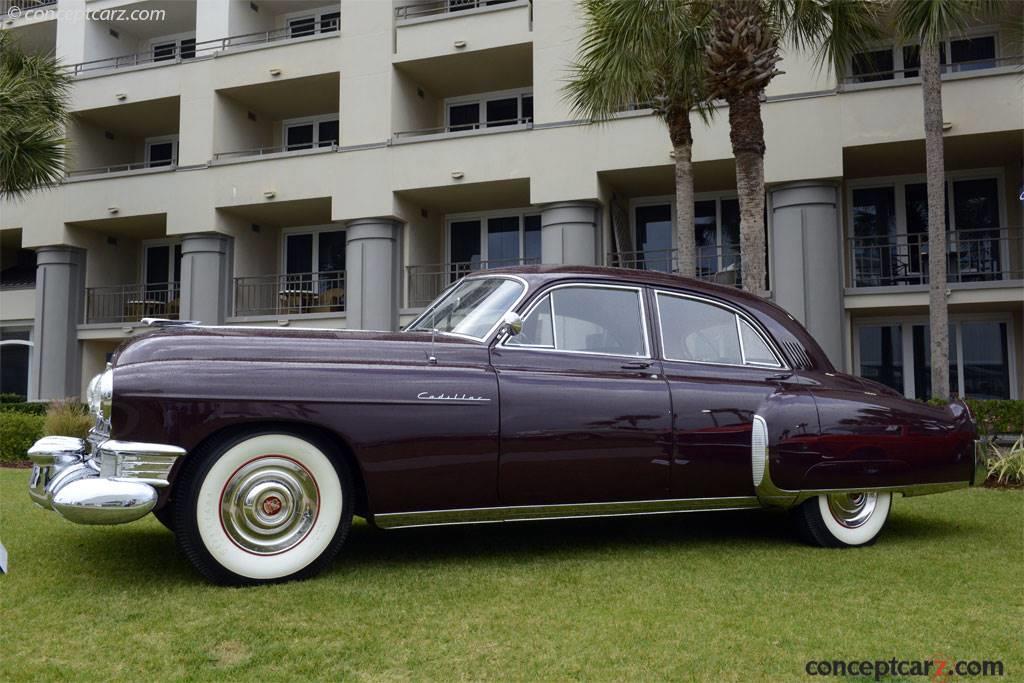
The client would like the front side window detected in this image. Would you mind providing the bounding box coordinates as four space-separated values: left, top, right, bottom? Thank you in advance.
407 277 525 340
508 286 647 357
657 293 780 367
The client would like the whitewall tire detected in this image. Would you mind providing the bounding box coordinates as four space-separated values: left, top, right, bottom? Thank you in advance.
175 431 353 585
794 492 892 548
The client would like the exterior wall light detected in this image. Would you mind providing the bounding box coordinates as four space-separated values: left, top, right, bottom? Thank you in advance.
263 190 276 199
451 171 464 179
107 206 119 214
115 93 127 101
269 68 282 76
453 40 466 49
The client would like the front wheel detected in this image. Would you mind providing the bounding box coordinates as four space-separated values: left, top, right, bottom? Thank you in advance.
794 491 892 547
174 431 353 585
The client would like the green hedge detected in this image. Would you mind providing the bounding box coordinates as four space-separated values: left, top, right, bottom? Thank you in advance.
0 402 47 416
0 393 28 404
0 412 44 464
968 400 1024 437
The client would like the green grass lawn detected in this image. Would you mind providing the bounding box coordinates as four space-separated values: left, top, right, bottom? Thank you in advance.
1 467 1021 682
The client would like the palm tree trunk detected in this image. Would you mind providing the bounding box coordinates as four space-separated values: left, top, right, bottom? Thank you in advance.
670 111 696 278
921 42 950 400
728 91 768 297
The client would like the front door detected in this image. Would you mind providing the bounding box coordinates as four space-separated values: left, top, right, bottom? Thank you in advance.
653 290 786 498
491 283 673 505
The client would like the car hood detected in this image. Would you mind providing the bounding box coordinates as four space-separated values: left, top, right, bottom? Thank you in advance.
113 325 482 368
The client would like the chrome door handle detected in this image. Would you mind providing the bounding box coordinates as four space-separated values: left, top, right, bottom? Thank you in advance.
621 361 652 370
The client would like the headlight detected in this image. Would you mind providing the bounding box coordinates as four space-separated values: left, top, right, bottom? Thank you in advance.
87 364 114 428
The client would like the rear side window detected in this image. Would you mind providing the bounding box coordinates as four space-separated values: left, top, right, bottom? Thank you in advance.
507 285 647 357
657 293 780 367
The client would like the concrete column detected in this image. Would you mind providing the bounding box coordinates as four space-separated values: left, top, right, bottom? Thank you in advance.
540 201 600 265
345 218 400 331
769 182 844 366
179 234 231 324
29 246 85 401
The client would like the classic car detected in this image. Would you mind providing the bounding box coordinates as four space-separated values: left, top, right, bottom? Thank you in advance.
27 266 984 585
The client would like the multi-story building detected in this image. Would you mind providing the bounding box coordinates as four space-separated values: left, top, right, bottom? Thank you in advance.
1 0 1021 403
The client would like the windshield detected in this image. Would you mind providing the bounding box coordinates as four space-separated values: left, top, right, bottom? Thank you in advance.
406 277 525 340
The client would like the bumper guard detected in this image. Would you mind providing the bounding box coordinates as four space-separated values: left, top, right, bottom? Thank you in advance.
28 434 185 525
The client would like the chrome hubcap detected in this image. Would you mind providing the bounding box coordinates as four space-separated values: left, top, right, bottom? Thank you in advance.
826 492 877 529
220 456 319 554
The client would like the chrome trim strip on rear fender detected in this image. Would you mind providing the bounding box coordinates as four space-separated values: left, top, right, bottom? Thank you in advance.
372 496 763 529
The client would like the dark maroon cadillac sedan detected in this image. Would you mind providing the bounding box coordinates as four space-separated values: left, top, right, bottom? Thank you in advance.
27 266 984 584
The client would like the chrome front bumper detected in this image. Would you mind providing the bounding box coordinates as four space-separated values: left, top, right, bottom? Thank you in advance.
28 434 185 525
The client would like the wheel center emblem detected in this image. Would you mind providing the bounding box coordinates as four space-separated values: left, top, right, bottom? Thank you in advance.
262 496 283 516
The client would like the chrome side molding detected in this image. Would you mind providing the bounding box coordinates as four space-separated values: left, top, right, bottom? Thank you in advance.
373 496 763 530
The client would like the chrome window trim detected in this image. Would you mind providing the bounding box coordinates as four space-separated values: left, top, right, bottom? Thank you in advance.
736 316 783 368
654 290 789 370
497 282 652 360
406 274 530 343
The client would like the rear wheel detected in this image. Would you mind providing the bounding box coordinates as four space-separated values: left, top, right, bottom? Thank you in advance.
794 491 892 547
174 431 353 585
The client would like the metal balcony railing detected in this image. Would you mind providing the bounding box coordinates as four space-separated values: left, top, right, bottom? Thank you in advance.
66 17 339 76
393 117 532 140
1 0 56 17
848 227 1022 288
213 140 338 161
395 0 525 23
606 246 743 287
406 257 539 308
233 271 346 317
66 159 177 178
839 54 1023 88
85 282 180 324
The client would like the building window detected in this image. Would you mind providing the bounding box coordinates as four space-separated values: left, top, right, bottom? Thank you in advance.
444 90 533 133
282 227 346 296
0 329 31 399
151 34 196 62
145 135 179 167
287 7 341 38
856 318 1015 399
283 115 339 151
142 241 182 303
447 212 541 277
632 196 740 279
848 172 1007 287
849 32 998 83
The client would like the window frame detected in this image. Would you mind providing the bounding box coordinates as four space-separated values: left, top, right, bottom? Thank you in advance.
653 290 786 369
144 135 179 167
280 224 347 277
846 27 1001 84
282 5 342 37
629 193 742 275
445 208 542 270
281 114 340 151
140 238 182 286
845 168 1008 285
148 32 197 62
498 282 652 360
412 274 531 343
443 88 534 134
852 314 1018 399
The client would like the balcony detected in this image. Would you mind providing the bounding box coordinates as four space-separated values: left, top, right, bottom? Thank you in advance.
394 0 528 24
1 0 55 16
393 0 531 64
84 282 180 325
233 271 345 317
605 247 743 288
838 54 1022 91
66 97 179 179
406 257 538 308
847 227 1022 289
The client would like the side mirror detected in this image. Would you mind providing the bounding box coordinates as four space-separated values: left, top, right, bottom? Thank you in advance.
501 311 523 336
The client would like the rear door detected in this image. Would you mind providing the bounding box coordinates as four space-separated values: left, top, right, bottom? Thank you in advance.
491 283 673 505
653 290 788 499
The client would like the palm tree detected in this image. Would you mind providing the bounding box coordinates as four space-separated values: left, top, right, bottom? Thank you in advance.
892 0 1004 399
0 32 71 199
705 0 880 296
565 0 712 277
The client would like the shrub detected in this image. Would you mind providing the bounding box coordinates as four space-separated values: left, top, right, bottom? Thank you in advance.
0 412 44 463
0 402 47 416
43 399 92 440
0 392 27 403
968 400 1024 437
987 436 1024 487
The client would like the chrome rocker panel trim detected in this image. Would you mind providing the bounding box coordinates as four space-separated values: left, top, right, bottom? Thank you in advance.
27 433 185 525
373 496 762 530
752 414 979 508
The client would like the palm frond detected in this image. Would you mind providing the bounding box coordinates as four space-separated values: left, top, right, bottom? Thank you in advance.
891 0 1004 46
